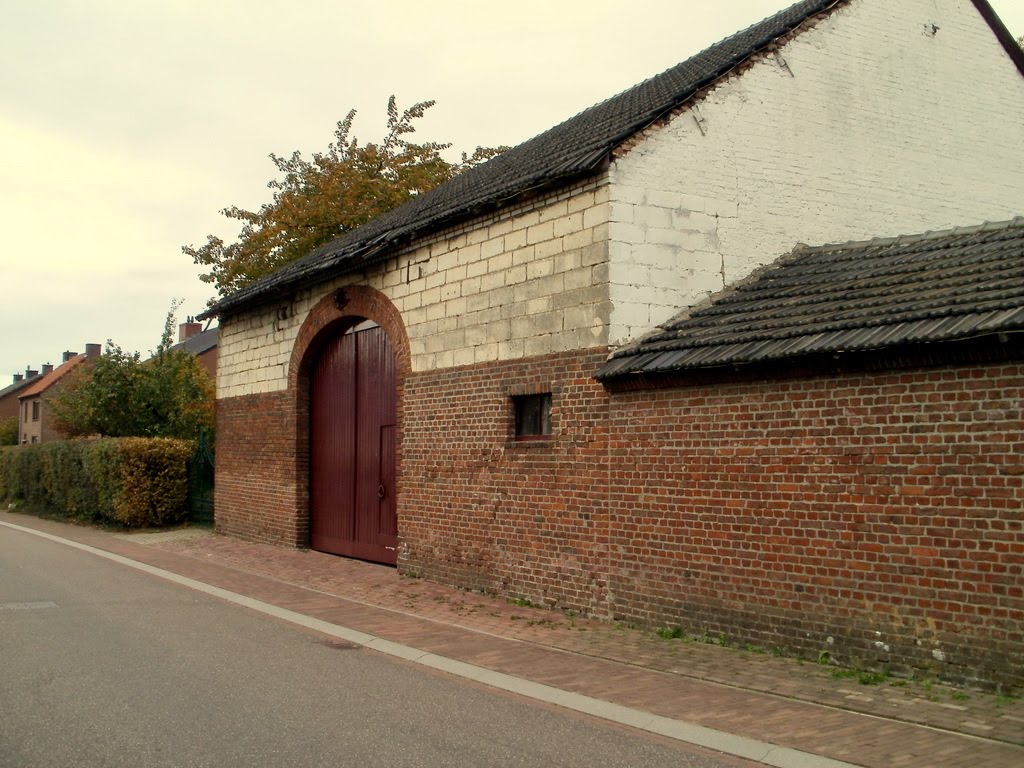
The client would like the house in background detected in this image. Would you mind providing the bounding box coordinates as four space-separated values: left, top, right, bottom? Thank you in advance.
18 345 101 444
199 0 1024 687
0 368 43 426
170 317 218 380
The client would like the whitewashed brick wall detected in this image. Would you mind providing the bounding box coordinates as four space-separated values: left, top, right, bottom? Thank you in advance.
217 179 612 397
608 0 1024 343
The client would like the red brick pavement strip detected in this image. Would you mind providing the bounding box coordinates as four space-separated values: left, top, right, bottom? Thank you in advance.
3 514 1022 768
136 528 1024 745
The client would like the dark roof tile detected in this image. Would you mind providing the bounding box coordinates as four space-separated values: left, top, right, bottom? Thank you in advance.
169 327 219 357
0 375 42 401
596 218 1024 380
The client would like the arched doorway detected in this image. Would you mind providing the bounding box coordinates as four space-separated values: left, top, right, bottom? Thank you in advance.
309 319 398 565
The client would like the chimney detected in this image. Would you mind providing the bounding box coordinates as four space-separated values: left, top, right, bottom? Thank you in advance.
13 373 22 384
25 368 38 379
42 364 54 375
85 343 102 358
62 350 77 362
179 317 202 342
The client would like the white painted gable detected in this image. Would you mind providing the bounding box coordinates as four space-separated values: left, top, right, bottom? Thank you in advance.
607 0 1024 344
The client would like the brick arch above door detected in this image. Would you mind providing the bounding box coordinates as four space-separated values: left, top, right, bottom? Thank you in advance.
287 285 411 552
289 285 411 390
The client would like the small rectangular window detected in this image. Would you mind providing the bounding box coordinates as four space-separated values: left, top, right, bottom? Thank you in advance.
513 393 552 440
31 401 40 422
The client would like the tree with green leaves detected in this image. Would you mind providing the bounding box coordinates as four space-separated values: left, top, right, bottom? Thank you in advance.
50 305 214 441
184 97 505 299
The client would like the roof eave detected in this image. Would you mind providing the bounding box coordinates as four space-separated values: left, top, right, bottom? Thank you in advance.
597 331 1024 388
198 164 608 322
971 0 1024 78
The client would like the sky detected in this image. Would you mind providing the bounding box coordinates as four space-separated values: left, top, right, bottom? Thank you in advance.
1 0 1022 380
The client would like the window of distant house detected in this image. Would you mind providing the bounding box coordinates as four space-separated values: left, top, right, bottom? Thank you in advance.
31 401 39 422
23 403 28 422
30 436 38 444
513 393 552 440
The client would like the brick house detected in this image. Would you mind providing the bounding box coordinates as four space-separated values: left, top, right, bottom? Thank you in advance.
0 368 42 424
199 0 1024 687
170 318 219 380
17 346 101 445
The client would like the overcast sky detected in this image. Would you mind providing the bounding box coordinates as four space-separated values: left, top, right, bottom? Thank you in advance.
2 0 1022 379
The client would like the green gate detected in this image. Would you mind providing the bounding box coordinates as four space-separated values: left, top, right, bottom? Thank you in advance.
187 430 215 525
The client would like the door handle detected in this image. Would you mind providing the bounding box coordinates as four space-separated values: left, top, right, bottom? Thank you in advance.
378 483 387 500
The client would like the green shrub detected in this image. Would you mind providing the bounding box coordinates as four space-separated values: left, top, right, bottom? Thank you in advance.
0 416 17 446
0 446 19 499
0 445 46 505
40 440 100 520
81 439 122 520
0 437 194 527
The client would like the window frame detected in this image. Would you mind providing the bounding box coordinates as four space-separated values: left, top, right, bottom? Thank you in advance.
512 392 553 441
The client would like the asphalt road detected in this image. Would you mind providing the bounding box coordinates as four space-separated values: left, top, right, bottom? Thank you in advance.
0 526 745 768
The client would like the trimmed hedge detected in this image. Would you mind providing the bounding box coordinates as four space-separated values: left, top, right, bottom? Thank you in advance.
0 437 194 527
0 416 17 446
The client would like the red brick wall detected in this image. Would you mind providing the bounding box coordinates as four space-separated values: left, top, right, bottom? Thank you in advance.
401 348 611 613
0 391 21 422
215 350 1023 687
215 391 306 547
198 347 218 381
606 362 1024 687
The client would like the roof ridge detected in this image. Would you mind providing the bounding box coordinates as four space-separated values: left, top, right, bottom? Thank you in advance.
800 216 1024 255
17 354 88 399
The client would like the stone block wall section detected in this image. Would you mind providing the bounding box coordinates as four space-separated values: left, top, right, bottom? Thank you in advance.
603 361 1024 689
606 0 1024 343
216 177 612 400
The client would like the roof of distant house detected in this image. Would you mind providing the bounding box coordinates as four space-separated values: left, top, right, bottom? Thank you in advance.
18 355 89 399
0 374 43 402
169 327 218 357
596 218 1024 380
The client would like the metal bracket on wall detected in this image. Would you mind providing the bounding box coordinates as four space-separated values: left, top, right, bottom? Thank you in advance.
692 105 708 136
774 51 795 77
274 302 296 332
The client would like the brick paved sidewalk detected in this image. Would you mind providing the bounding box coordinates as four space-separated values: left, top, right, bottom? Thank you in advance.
4 512 1022 768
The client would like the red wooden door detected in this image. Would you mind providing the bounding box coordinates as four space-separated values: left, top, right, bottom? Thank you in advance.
310 323 398 565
